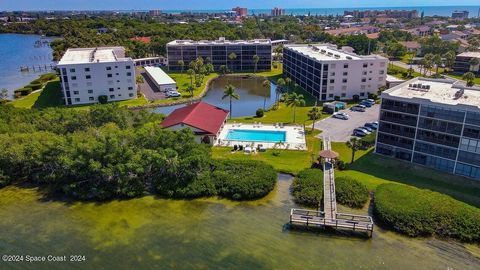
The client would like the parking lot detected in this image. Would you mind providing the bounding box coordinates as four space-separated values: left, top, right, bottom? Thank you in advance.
313 104 380 142
137 68 166 101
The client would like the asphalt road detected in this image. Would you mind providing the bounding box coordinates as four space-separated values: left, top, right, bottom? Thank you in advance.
313 104 380 142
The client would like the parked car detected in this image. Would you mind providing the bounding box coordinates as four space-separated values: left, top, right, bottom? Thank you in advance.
350 105 366 112
362 126 373 132
332 112 349 120
166 91 181 97
365 122 378 130
365 99 376 104
360 101 373 107
353 128 368 137
356 127 371 134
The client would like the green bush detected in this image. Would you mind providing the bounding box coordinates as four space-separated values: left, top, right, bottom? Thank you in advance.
335 176 369 208
14 87 32 96
27 83 43 90
292 168 323 207
0 169 10 188
352 95 360 102
361 132 376 149
374 184 480 242
256 108 264 118
212 159 277 200
39 73 57 82
98 95 108 104
30 79 42 84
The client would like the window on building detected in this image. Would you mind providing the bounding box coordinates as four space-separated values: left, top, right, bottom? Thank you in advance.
109 88 114 92
362 71 367 75
343 72 348 76
88 90 93 94
342 79 347 83
84 68 90 72
115 73 119 76
380 62 386 67
73 91 79 95
363 63 368 68
328 94 334 98
107 74 112 78
127 72 132 76
129 93 134 97
362 78 367 82
360 92 365 97
329 79 335 83
69 68 75 73
330 72 335 76
126 66 131 69
343 64 348 68
71 76 76 80
341 93 346 97
89 97 94 101
330 64 336 68
380 70 385 74
74 98 80 102
110 95 115 99
128 87 133 90
86 75 91 79
106 67 112 71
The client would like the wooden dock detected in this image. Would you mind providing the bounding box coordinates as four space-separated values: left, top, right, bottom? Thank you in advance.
289 137 374 237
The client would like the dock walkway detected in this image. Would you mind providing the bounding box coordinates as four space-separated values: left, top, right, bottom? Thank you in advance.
289 137 374 236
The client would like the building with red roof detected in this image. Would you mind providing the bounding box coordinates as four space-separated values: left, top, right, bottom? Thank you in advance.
160 102 229 144
130 36 151 44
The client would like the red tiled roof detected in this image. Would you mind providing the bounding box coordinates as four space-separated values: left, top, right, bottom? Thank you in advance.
130 36 151 43
160 102 229 135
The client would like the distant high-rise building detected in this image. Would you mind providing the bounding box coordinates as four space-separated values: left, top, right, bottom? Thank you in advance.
451 10 469 19
232 7 248 17
271 7 285 17
148 10 162 17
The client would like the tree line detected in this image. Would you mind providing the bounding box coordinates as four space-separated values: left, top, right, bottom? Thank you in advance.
0 104 276 201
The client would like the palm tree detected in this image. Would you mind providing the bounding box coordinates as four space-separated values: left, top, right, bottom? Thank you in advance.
422 53 434 76
444 51 456 73
470 58 480 73
252 55 260 74
433 54 442 75
219 65 228 75
222 84 240 119
136 75 144 96
177 60 185 73
187 69 195 88
228 52 237 72
0 88 9 104
308 106 322 131
285 77 292 92
346 137 362 164
262 80 271 110
275 78 286 109
463 72 476 87
285 92 305 123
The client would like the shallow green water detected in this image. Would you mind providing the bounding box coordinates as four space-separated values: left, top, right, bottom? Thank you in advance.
0 174 479 269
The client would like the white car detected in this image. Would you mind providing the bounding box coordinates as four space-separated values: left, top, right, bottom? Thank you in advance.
332 112 349 120
166 91 181 98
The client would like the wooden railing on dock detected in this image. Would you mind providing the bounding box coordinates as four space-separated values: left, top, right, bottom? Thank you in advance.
289 137 374 237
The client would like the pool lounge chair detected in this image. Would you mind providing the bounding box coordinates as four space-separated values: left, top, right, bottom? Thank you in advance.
244 146 252 154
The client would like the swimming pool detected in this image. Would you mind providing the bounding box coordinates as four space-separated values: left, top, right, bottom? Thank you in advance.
226 129 286 143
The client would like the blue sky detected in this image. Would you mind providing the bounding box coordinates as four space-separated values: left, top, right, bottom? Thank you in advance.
0 1 479 11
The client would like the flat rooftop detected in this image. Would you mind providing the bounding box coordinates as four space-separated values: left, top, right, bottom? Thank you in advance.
285 44 385 61
167 38 271 46
144 66 176 85
457 51 480 58
383 77 480 108
58 47 131 65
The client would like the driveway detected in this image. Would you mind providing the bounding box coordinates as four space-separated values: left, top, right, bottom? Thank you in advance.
313 104 380 142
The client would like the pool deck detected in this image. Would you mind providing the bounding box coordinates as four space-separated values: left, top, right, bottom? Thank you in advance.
215 123 307 151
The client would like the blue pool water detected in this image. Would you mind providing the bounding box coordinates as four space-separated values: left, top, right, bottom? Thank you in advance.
226 129 286 143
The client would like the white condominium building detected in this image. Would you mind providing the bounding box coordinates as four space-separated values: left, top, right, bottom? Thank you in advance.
57 47 136 105
283 44 388 101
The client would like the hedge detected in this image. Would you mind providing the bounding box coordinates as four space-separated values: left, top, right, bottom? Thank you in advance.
0 169 9 188
374 184 480 242
26 83 43 90
292 168 323 207
14 87 32 96
39 73 57 82
212 159 277 200
335 176 369 208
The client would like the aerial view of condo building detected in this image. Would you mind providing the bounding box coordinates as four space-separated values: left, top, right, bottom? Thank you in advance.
57 47 136 105
377 78 480 179
167 38 272 72
283 44 387 101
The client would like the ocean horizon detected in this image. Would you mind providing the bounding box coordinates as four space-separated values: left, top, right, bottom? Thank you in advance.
147 5 480 17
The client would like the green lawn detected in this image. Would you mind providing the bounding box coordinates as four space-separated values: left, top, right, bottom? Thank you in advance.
447 72 480 86
211 130 322 174
11 79 64 109
333 147 480 208
387 64 422 79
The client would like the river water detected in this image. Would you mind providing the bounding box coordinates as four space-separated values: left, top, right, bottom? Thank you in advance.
0 34 55 99
153 76 278 117
0 174 478 269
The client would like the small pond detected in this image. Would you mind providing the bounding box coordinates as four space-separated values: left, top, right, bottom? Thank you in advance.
152 76 278 117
